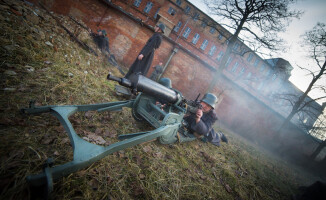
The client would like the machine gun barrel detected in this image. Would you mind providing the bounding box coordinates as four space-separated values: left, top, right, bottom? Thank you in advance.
107 73 182 104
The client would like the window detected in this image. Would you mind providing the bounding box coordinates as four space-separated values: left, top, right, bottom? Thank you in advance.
246 72 252 80
176 0 182 6
233 42 239 50
208 45 216 56
174 21 182 32
225 57 232 67
247 53 253 62
185 5 191 14
253 58 259 67
154 8 160 19
260 64 266 72
201 19 207 28
144 2 153 13
239 67 246 76
182 27 191 38
200 39 208 50
192 33 200 44
240 48 246 55
216 51 224 61
193 12 199 21
218 33 223 40
265 69 272 76
168 7 176 16
231 62 239 72
133 0 141 7
258 82 264 90
209 27 216 34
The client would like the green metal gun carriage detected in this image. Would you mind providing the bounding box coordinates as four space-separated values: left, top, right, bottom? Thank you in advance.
21 73 198 194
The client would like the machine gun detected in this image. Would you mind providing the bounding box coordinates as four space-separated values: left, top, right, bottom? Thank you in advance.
184 93 203 114
21 73 198 196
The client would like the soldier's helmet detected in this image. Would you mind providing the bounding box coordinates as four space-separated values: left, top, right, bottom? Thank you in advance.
201 93 218 109
157 23 166 33
158 77 172 88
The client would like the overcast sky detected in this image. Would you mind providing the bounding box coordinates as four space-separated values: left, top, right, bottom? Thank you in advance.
188 0 326 103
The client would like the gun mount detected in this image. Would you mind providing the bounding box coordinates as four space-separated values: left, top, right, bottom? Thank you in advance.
21 74 198 196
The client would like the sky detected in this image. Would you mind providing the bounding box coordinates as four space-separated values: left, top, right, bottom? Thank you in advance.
188 0 326 104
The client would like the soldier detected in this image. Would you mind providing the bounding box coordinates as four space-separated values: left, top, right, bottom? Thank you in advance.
124 23 166 79
149 62 163 81
89 29 110 54
156 77 172 110
184 93 228 146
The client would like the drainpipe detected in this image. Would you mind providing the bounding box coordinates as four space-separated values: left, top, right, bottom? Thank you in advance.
159 16 190 80
175 16 191 43
158 47 178 80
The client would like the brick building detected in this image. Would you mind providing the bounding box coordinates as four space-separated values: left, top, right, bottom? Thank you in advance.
33 0 324 159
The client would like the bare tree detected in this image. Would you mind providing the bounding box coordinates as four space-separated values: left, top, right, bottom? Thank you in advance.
202 0 302 92
277 23 326 134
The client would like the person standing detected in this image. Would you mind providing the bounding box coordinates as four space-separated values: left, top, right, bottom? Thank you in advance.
149 62 163 81
89 29 110 54
124 23 165 79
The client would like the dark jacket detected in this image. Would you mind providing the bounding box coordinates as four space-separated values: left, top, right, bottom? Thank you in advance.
91 33 110 53
125 32 162 79
184 109 222 146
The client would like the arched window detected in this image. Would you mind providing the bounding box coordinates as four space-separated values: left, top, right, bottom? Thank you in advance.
174 21 182 32
201 19 207 28
185 5 191 14
233 42 239 50
144 2 153 13
239 67 246 76
133 0 142 7
231 62 239 72
168 7 176 16
216 51 224 61
253 58 260 67
200 39 208 50
210 27 216 34
193 12 199 21
218 32 223 40
247 53 253 62
192 33 200 44
182 27 191 38
225 57 232 67
208 45 216 56
246 72 252 80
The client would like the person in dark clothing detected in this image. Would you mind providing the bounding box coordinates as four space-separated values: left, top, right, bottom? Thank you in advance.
149 62 163 81
156 77 172 110
184 93 228 146
89 29 110 54
124 23 166 79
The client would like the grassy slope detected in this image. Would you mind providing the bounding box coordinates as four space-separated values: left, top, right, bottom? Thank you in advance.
0 1 316 199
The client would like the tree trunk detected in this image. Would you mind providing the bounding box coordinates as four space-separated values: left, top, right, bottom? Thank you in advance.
277 60 326 134
207 15 248 93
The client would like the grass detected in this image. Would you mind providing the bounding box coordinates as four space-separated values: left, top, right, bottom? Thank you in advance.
0 1 318 199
